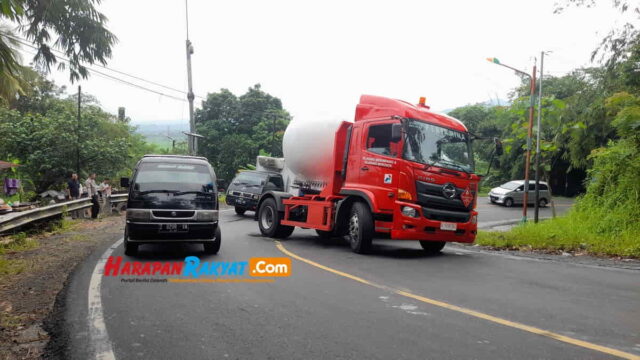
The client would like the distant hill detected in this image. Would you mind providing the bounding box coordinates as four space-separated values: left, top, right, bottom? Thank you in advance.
133 122 189 148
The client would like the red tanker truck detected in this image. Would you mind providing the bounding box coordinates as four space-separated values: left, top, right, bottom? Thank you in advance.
255 95 482 254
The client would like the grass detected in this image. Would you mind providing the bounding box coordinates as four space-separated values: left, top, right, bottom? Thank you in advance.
476 209 640 258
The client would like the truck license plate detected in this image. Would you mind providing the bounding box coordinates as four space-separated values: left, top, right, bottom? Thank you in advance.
440 222 457 231
160 224 188 233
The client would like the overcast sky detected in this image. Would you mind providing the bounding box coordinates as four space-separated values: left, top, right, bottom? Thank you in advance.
38 0 626 124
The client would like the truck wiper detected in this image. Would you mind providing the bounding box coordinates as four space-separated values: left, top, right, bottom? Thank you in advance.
137 190 179 195
434 160 468 174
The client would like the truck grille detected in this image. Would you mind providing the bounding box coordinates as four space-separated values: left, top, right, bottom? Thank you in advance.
230 191 254 199
152 210 195 218
416 181 473 223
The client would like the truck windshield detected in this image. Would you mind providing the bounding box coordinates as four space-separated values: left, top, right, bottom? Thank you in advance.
403 119 475 173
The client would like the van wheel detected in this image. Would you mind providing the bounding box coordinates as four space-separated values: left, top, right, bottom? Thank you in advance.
419 241 446 254
124 238 138 256
204 226 221 254
346 202 373 254
258 197 294 239
235 206 246 215
504 198 514 207
538 198 548 207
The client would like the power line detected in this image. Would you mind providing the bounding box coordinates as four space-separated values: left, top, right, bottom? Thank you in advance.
3 32 207 100
19 47 188 102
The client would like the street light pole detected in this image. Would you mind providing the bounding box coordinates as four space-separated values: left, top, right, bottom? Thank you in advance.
486 57 536 222
534 51 545 223
522 62 536 223
185 0 196 155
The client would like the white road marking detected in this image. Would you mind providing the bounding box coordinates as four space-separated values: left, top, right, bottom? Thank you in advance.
88 238 123 360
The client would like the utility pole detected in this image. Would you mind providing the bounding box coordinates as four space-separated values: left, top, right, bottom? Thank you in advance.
534 52 545 223
76 85 81 175
185 0 196 155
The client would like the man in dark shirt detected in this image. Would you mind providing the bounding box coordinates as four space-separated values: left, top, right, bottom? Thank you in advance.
67 173 80 199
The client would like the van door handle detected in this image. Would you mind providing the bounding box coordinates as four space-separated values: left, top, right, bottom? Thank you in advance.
361 166 369 171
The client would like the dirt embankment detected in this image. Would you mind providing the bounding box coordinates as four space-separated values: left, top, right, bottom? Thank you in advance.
0 215 124 360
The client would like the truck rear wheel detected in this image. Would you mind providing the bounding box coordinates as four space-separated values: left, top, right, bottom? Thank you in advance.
258 197 294 239
419 241 446 254
346 202 373 254
235 206 246 215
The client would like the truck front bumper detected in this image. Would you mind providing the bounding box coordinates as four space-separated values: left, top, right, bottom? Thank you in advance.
385 201 477 243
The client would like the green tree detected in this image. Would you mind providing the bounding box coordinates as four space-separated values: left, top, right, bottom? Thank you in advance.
195 85 291 181
0 0 116 101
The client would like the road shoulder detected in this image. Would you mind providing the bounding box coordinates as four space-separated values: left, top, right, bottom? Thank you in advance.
0 216 124 359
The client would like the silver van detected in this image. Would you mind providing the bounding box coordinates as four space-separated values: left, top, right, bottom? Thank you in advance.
489 180 550 207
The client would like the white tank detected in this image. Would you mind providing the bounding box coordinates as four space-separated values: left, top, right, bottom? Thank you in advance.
282 118 350 185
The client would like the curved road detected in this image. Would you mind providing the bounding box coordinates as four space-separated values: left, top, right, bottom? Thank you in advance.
60 201 640 360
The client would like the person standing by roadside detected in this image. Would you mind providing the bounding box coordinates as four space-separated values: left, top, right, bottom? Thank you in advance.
66 173 81 219
66 173 80 200
98 178 112 215
85 173 100 219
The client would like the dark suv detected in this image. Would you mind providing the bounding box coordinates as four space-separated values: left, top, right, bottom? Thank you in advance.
226 170 284 215
122 155 221 256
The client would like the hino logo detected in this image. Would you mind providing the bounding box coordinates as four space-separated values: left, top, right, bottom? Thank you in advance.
171 211 177 217
442 183 457 199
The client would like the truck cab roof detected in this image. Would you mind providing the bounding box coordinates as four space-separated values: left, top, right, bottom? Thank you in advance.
355 94 468 133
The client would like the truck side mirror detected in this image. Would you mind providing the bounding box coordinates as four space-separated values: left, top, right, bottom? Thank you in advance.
391 123 402 142
494 138 503 156
120 177 130 188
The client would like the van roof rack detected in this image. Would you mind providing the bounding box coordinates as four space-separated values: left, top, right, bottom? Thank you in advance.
142 154 208 161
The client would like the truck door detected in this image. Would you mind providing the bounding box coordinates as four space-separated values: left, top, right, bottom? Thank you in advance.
359 120 402 212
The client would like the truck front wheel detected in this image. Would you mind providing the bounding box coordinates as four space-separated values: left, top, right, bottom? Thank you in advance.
258 197 294 239
346 202 373 254
419 241 446 254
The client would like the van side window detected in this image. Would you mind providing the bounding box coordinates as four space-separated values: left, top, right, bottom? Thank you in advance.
528 184 536 191
539 184 549 191
517 185 524 192
367 124 399 157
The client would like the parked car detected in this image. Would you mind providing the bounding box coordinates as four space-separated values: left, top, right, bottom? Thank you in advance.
226 170 284 215
121 155 221 256
489 180 550 207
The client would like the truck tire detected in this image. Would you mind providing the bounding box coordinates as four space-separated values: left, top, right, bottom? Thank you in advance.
258 197 294 239
419 241 446 254
346 202 373 254
504 198 514 207
204 226 221 254
235 206 246 215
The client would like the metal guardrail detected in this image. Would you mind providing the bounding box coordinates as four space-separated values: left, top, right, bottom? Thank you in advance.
0 193 128 234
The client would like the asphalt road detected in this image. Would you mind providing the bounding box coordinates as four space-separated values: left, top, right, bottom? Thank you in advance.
476 196 574 226
60 202 640 360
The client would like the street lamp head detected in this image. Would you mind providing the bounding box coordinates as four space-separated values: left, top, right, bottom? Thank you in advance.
486 57 501 65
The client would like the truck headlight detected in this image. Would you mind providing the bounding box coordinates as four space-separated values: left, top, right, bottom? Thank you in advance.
126 209 150 221
401 206 419 218
252 194 259 200
196 210 218 222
